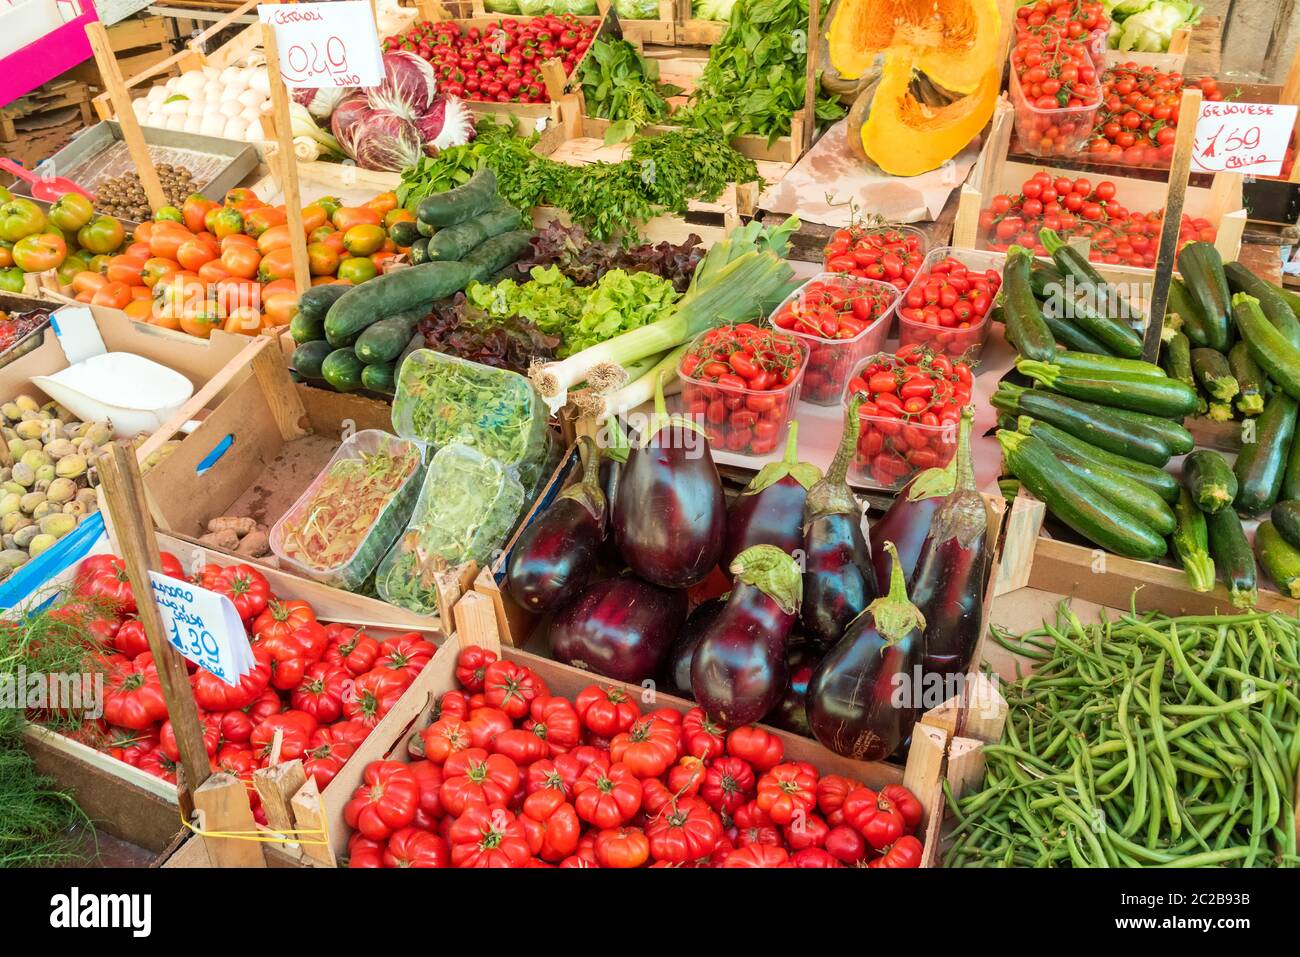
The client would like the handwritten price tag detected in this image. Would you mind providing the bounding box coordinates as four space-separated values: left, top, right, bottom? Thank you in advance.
149 572 253 687
1191 101 1298 177
257 1 383 89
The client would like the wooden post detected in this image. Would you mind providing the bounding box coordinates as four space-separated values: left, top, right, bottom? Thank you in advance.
453 590 501 648
254 759 308 843
97 444 212 810
290 776 336 867
801 0 820 152
1140 86 1202 364
85 22 169 213
902 723 947 824
192 772 267 867
261 23 313 296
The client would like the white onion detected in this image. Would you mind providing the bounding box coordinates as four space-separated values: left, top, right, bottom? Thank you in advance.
164 114 186 131
219 66 242 86
202 65 220 80
187 100 207 118
200 114 226 137
161 97 190 116
245 118 266 141
238 105 261 125
146 86 167 104
237 88 263 110
219 99 243 118
177 71 206 95
223 117 248 140
183 115 203 133
247 68 271 96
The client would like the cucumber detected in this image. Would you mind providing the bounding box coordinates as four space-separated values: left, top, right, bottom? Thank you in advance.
389 219 421 248
291 340 333 381
321 348 366 393
1054 351 1166 380
1255 520 1300 598
354 309 423 364
1177 242 1232 352
997 430 1166 560
410 237 430 265
416 219 435 237
1014 359 1198 418
425 203 523 262
1167 276 1211 348
1058 454 1176 535
297 283 351 323
416 167 500 227
1172 488 1215 592
1271 500 1300 550
1232 391 1297 514
1233 292 1300 403
1015 415 1180 503
1003 247 1056 362
1228 341 1265 416
1224 261 1300 349
324 260 474 343
361 361 396 395
1190 347 1238 402
289 311 326 345
992 382 1172 466
1206 507 1257 608
462 229 535 283
1182 449 1237 514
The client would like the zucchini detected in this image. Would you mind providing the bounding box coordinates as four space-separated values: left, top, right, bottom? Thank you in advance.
1058 454 1176 535
1167 276 1211 348
1182 449 1237 514
1041 308 1114 355
992 382 1172 466
389 219 421 249
289 311 326 345
1206 507 1257 608
416 167 500 227
1003 247 1056 362
410 237 430 265
1161 331 1205 415
1207 402 1235 422
1015 415 1180 503
361 361 396 395
997 430 1166 560
290 340 333 381
354 309 423 364
1280 398 1300 502
1014 358 1198 418
321 348 366 393
1227 341 1265 416
425 203 524 262
1098 405 1195 455
1271 500 1300 551
1255 520 1300 598
1233 292 1300 402
1232 391 1297 514
1040 227 1142 348
1190 347 1238 402
1058 287 1144 359
462 229 535 283
1177 242 1232 352
1172 488 1215 592
324 261 474 344
296 283 351 323
1054 351 1166 380
1029 262 1067 300
1224 261 1300 349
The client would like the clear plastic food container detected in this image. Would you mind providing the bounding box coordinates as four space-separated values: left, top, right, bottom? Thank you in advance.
821 224 929 293
375 442 526 616
898 247 1006 361
1008 65 1101 158
768 273 899 407
270 430 426 590
676 329 808 457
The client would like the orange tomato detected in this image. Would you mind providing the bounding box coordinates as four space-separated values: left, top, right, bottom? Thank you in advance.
384 208 415 229
91 281 132 309
123 298 153 321
332 206 382 231
337 257 377 284
106 255 145 286
182 195 218 233
124 241 152 261
342 224 386 256
197 260 230 284
257 224 292 256
310 276 351 286
148 222 191 261
71 271 108 295
256 247 295 283
306 241 340 277
220 233 258 253
0 246 10 268
319 231 346 255
245 206 287 237
141 257 180 288
12 232 67 272
130 284 152 301
213 278 260 319
370 250 398 270
366 192 399 217
261 278 298 297
220 244 261 280
132 221 154 245
179 305 221 339
74 290 94 303
208 207 245 240
224 188 261 208
261 291 299 327
177 237 218 272
301 205 329 234
222 307 263 336
308 224 336 244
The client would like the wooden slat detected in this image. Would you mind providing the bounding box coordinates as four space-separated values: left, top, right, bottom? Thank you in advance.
192 772 266 867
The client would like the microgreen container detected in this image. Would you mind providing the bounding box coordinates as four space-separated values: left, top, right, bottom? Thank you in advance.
1008 64 1102 158
676 328 808 458
269 430 426 590
767 272 899 406
897 246 1006 361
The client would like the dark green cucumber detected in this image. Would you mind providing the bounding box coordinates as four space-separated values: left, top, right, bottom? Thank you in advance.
1015 414 1179 503
291 340 333 381
1233 292 1300 402
289 311 326 345
1097 405 1194 455
425 203 523 262
389 219 421 249
1059 454 1176 535
361 361 397 395
1003 247 1056 362
1182 449 1237 514
1053 351 1166 380
416 167 500 227
1167 276 1211 348
1280 399 1300 502
1271 500 1300 551
1224 261 1300 349
1255 520 1300 598
1014 359 1198 418
1190 347 1238 402
354 309 423 364
324 261 474 343
997 430 1166 560
410 236 431 265
992 382 1172 466
1161 330 1205 415
296 283 351 323
1232 391 1297 514
1172 488 1215 592
1228 341 1265 416
321 348 366 393
1177 242 1232 352
1206 507 1257 608
416 218 435 237
461 229 535 283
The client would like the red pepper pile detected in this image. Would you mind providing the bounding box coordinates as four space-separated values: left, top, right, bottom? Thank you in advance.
847 345 973 488
680 323 805 456
344 646 927 868
67 553 433 824
821 226 926 291
382 16 597 105
897 256 1000 357
1086 65 1223 166
1010 0 1106 155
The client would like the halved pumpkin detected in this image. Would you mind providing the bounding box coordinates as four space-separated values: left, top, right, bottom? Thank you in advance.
851 55 999 177
825 0 1000 95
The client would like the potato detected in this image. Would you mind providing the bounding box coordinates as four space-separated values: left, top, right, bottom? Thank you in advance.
198 529 240 551
207 515 255 537
235 530 269 558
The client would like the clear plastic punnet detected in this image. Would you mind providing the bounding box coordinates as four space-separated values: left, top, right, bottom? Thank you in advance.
375 442 526 616
269 430 425 590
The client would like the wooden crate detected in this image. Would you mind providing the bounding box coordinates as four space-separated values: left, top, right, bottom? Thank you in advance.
672 0 726 46
467 0 676 44
0 81 94 147
1101 25 1191 73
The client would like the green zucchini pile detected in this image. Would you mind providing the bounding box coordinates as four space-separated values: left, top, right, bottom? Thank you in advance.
289 168 534 396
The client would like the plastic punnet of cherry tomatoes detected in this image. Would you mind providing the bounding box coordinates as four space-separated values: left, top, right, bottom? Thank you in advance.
897 253 1000 359
822 224 926 291
1085 66 1223 167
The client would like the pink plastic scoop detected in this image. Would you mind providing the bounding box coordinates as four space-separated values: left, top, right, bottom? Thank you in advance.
0 157 95 203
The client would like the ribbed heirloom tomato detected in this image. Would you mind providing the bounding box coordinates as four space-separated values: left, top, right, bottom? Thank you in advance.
725 725 784 771
208 563 271 620
291 662 350 723
448 803 531 867
574 684 639 737
344 668 411 727
723 844 789 868
383 827 449 868
324 626 381 676
521 787 581 861
439 748 520 816
842 786 908 850
609 716 680 779
481 659 547 719
420 715 472 764
454 646 497 692
253 599 317 643
573 761 642 828
646 797 722 863
250 710 318 762
102 653 168 731
756 762 819 825
680 707 726 760
523 695 581 756
344 760 419 840
375 634 436 684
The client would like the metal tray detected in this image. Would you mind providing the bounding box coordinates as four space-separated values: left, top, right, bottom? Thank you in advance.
0 293 57 373
14 121 259 225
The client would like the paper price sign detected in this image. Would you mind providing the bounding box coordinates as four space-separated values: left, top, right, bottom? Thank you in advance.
257 1 383 89
1191 101 1298 177
149 572 253 687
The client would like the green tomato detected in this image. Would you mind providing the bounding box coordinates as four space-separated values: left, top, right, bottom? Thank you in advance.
0 266 25 293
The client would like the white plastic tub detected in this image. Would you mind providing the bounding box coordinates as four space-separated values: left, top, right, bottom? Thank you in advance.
30 352 194 438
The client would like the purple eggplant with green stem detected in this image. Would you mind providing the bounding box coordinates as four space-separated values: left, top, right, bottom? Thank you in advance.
720 420 821 572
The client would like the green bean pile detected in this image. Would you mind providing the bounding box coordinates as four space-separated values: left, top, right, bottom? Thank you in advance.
944 606 1300 868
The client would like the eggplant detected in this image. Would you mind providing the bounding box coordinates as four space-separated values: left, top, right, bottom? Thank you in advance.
690 545 802 727
659 596 727 698
613 379 726 588
549 575 688 682
720 421 821 572
908 408 992 683
507 436 605 613
805 541 926 761
764 631 822 736
800 393 877 648
868 450 958 594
